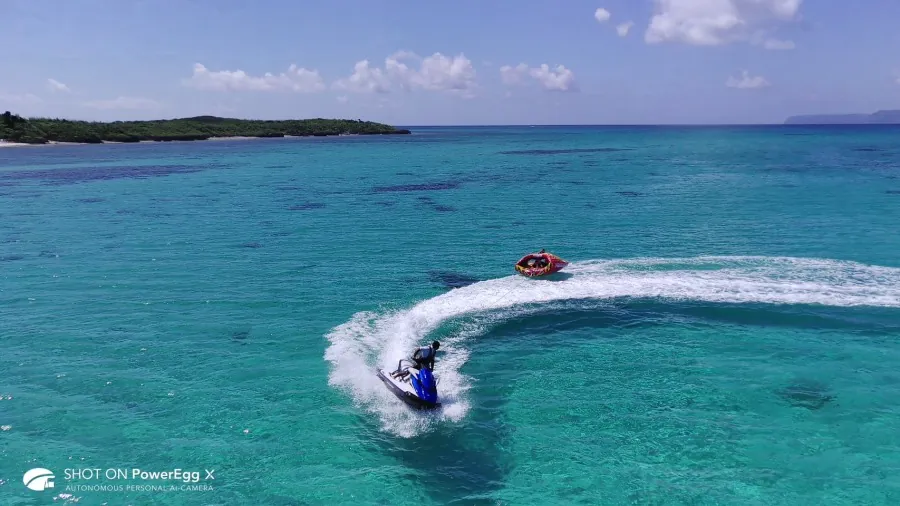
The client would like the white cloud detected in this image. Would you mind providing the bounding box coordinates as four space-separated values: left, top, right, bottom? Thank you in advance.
333 60 392 93
617 21 635 37
414 53 477 93
762 38 795 50
184 63 326 93
83 96 161 110
0 92 42 105
530 64 577 91
726 70 770 89
47 78 71 93
645 0 802 47
768 0 802 18
499 63 577 92
595 8 611 23
389 50 420 61
500 63 529 85
333 51 477 96
748 32 796 50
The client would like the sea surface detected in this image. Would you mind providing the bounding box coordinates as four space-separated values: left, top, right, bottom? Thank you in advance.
1 126 900 505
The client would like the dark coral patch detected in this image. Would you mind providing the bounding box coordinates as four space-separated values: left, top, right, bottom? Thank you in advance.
417 196 456 212
776 380 835 410
288 203 326 210
0 164 211 186
428 271 480 289
373 182 460 193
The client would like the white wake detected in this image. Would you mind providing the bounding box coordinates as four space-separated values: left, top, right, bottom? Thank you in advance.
323 256 900 437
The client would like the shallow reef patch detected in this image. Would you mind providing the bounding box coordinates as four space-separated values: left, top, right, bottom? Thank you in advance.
288 203 326 210
428 271 480 289
372 182 461 193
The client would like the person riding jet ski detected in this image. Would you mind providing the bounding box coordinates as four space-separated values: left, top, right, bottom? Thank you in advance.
391 340 440 380
377 340 442 409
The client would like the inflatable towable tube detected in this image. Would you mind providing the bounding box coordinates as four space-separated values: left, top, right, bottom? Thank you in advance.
514 250 569 277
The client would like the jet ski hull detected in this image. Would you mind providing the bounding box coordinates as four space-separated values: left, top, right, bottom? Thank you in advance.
376 368 441 410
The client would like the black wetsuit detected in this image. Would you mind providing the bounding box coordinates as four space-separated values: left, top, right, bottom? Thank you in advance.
412 345 436 371
392 345 437 379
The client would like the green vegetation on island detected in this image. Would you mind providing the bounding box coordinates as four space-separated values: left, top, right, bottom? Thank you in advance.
0 111 411 144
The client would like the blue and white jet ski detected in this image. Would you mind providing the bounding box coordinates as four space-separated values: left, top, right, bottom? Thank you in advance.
376 359 441 410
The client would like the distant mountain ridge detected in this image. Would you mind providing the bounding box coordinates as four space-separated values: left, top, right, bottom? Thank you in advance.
785 110 900 125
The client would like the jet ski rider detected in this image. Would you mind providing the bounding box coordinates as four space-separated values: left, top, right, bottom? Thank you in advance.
391 341 440 380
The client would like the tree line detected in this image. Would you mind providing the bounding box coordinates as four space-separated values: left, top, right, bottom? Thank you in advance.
0 111 410 144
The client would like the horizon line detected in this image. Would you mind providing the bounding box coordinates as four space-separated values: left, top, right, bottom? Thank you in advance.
397 123 899 127
9 112 900 128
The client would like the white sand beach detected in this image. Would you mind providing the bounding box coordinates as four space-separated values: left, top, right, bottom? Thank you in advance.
0 140 87 148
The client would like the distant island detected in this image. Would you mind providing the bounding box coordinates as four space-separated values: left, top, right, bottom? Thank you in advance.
784 109 900 125
0 111 410 145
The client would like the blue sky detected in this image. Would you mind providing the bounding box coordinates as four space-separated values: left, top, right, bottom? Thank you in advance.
1 0 899 125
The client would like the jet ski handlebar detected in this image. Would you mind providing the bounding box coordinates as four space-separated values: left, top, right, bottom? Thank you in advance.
395 358 415 372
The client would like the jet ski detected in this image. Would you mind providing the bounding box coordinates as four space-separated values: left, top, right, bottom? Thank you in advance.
515 250 569 277
376 359 441 410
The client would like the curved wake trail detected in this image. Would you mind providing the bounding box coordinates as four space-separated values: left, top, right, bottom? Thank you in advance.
323 256 900 437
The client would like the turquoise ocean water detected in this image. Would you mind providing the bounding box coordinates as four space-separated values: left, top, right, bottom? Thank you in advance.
1 126 900 505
